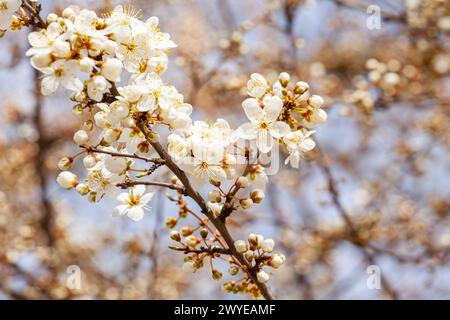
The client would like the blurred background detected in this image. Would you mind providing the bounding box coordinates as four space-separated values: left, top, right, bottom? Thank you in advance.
0 0 449 299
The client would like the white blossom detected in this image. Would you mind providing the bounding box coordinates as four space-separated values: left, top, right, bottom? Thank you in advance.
113 185 154 221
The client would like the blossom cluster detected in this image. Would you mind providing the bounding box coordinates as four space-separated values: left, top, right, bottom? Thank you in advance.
4 1 327 298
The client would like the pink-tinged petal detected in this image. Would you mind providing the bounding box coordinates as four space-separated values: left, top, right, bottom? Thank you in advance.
256 130 273 153
242 98 264 122
269 121 290 138
237 122 258 140
263 95 283 122
127 207 145 221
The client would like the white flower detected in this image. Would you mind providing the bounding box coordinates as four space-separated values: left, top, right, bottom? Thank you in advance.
87 75 112 102
102 58 123 82
237 96 290 153
234 240 248 253
247 73 269 98
83 155 97 169
27 22 69 58
283 130 316 168
73 129 89 145
261 239 275 253
104 155 128 175
57 171 78 190
207 201 223 217
113 185 154 221
87 169 123 201
40 60 83 96
180 140 226 185
0 0 21 29
256 270 270 283
304 108 327 128
270 254 286 269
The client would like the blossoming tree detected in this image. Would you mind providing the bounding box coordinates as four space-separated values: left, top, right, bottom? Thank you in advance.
0 0 327 299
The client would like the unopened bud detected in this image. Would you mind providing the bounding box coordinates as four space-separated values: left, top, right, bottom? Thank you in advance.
76 183 90 196
58 157 73 170
234 240 248 253
181 226 193 237
236 176 249 189
212 269 223 280
200 228 209 239
229 266 239 276
208 190 222 203
170 230 181 242
250 189 265 204
166 217 178 229
294 81 309 95
239 198 253 209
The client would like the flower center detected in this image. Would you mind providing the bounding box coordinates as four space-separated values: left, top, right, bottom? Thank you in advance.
0 2 8 10
259 121 269 130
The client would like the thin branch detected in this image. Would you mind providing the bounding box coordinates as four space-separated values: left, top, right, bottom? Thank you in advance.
84 146 165 165
136 118 274 300
169 245 232 255
116 180 185 193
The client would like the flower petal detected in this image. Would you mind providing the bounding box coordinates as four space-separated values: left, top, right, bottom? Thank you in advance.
256 130 273 153
263 95 283 122
127 207 145 221
242 98 264 122
237 122 258 140
269 121 290 138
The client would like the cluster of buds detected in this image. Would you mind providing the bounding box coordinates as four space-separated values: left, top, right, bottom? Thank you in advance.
224 234 285 295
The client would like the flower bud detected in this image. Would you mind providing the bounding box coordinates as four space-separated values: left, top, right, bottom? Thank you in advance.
47 13 58 23
212 269 223 280
73 130 89 145
248 233 263 249
279 72 290 87
294 81 309 95
62 7 76 19
234 240 248 253
244 250 254 262
58 157 73 170
208 190 222 203
76 183 90 196
72 104 84 116
250 189 265 204
104 128 122 144
261 238 275 253
200 228 209 239
170 230 181 242
229 266 239 276
186 235 199 248
79 57 95 73
270 254 286 269
307 95 324 108
74 91 87 103
181 226 193 237
182 260 196 273
210 179 221 187
88 192 97 203
83 155 97 169
239 198 253 209
57 171 78 190
236 176 249 189
166 217 178 228
102 58 123 82
207 202 223 217
256 270 270 283
82 120 94 132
